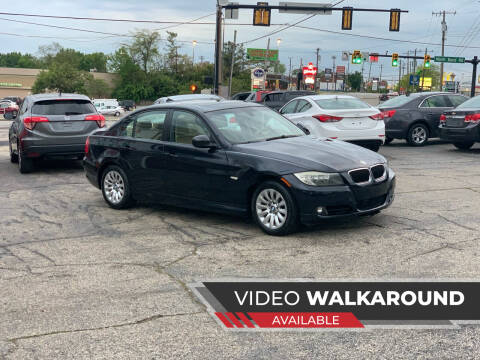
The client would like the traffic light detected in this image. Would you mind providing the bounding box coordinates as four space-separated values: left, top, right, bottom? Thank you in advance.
392 53 399 67
341 7 353 30
253 3 270 27
389 9 401 32
424 54 431 68
190 84 198 93
352 50 362 64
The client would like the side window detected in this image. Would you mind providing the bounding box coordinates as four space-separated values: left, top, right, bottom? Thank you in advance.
20 100 28 115
296 100 312 113
449 95 467 107
421 96 449 108
118 117 135 137
281 100 298 114
134 110 168 140
171 110 209 145
264 94 273 103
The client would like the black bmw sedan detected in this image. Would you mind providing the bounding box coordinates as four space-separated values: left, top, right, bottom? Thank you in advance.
83 101 395 235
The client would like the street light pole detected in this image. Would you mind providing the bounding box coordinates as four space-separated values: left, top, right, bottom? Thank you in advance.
192 40 197 65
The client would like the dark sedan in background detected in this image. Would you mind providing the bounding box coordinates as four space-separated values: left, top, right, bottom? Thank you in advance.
262 90 316 111
439 95 480 150
378 92 468 146
84 101 395 236
8 93 105 173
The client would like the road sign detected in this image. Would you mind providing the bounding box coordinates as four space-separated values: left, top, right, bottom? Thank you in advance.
247 48 278 61
434 56 465 64
279 2 332 15
409 75 420 86
336 65 345 74
370 55 379 63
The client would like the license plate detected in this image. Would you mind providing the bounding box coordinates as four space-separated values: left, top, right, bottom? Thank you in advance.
446 118 464 127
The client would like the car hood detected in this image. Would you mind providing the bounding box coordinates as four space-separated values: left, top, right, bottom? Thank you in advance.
233 136 386 173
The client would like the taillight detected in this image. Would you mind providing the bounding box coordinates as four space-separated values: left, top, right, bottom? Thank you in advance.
465 113 480 123
313 115 343 123
85 114 106 128
23 116 49 130
439 114 447 124
382 110 396 118
369 113 384 120
85 136 90 155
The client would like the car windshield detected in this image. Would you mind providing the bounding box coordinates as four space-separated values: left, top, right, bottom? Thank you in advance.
378 95 418 108
33 100 96 115
315 97 370 110
206 106 305 144
454 96 480 109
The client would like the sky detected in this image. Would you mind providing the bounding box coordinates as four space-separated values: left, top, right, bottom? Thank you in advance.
1 0 479 84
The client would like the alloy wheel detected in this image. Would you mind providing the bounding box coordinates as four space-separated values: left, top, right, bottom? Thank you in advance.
104 170 125 204
411 126 427 144
255 189 288 230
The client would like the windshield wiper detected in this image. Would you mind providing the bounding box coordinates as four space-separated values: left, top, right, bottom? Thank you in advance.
265 134 301 141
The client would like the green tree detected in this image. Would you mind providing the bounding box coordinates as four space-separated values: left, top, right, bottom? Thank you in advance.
126 29 161 73
347 71 363 92
80 52 108 72
32 62 90 94
84 77 111 98
165 31 181 73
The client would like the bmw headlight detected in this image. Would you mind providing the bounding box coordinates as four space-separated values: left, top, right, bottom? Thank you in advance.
293 171 344 186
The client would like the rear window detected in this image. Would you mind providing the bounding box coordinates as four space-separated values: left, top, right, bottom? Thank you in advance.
378 95 417 108
315 97 370 110
32 100 96 115
455 95 480 109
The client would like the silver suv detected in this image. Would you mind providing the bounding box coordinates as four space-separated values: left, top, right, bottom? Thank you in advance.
8 93 105 173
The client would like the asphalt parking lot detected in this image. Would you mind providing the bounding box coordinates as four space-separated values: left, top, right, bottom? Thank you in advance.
1 119 480 359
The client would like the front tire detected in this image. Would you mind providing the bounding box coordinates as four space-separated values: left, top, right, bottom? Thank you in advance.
114 112 120 117
407 123 429 146
453 141 474 150
252 181 298 236
101 165 134 209
367 143 381 152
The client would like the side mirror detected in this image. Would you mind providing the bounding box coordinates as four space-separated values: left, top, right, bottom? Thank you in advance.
4 112 14 120
192 134 216 149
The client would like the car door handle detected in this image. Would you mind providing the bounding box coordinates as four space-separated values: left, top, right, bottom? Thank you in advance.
168 152 179 158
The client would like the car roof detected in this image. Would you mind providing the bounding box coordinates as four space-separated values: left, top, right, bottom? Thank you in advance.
27 93 91 102
146 100 263 113
160 94 223 101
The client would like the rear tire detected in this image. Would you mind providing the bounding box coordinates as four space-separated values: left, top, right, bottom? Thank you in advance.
101 165 134 209
367 143 381 152
18 151 34 174
384 136 394 145
407 123 429 146
114 112 120 117
251 181 298 236
9 138 18 163
453 141 474 150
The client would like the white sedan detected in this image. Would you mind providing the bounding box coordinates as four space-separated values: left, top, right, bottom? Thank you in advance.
97 106 125 117
279 95 385 152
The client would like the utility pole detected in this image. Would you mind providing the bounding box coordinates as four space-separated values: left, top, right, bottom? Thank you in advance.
315 48 320 92
332 55 336 91
398 59 402 92
421 48 427 91
379 64 383 82
289 57 292 90
433 10 456 91
228 30 237 98
214 3 223 95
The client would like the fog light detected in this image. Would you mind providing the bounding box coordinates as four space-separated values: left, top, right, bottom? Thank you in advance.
316 207 327 216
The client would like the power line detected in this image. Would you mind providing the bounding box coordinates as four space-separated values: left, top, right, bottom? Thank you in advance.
293 24 480 49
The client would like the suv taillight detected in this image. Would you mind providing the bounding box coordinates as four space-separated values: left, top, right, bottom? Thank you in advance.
85 114 106 128
85 136 90 155
313 115 343 122
439 114 446 124
465 114 480 123
369 113 384 120
24 116 49 130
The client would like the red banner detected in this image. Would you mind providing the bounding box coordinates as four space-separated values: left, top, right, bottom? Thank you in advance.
248 312 363 328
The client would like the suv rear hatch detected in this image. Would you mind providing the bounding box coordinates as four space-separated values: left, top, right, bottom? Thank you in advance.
30 99 102 144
